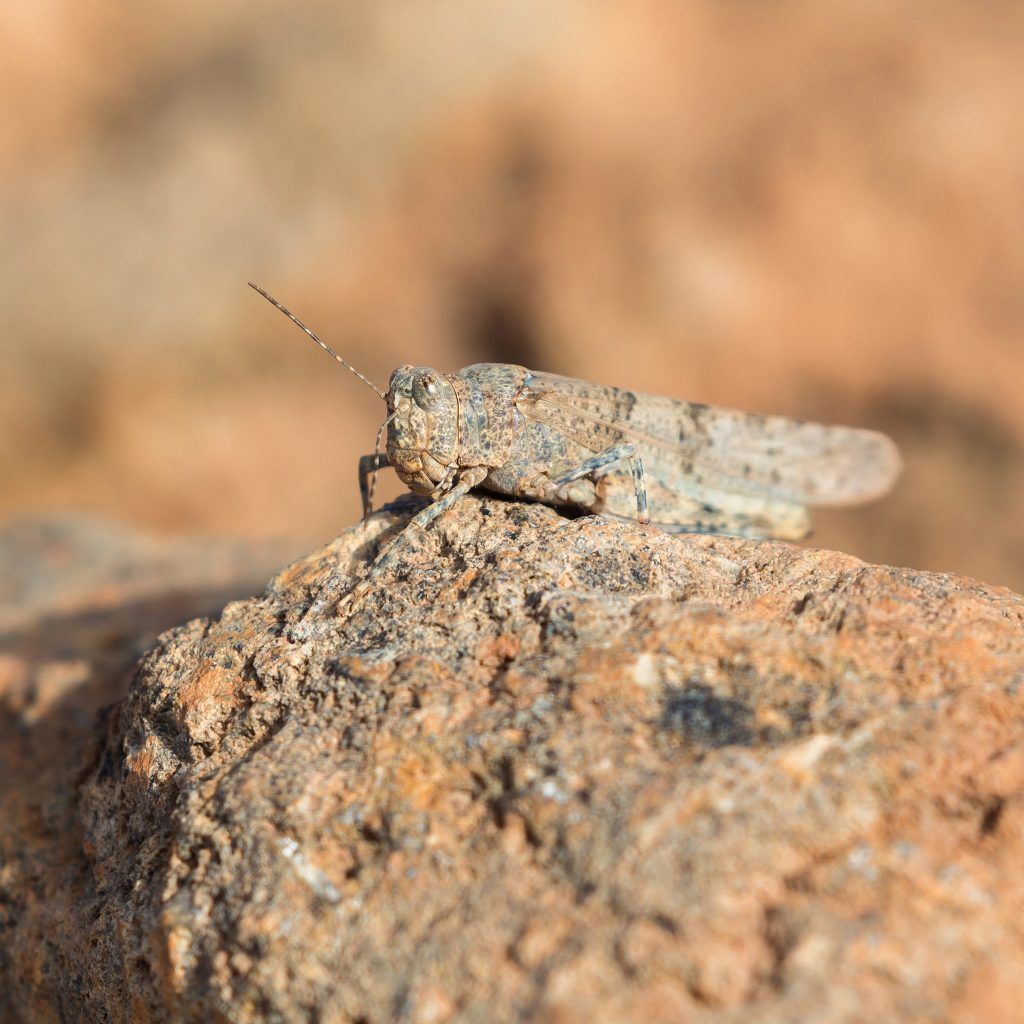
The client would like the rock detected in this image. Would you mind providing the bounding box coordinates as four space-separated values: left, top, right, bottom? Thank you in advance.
0 516 288 1024
6 498 1024 1022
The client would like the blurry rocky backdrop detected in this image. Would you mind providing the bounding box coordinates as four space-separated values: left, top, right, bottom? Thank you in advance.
2 0 1022 588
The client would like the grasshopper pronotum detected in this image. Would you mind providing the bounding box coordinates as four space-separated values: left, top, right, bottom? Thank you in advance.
250 283 900 607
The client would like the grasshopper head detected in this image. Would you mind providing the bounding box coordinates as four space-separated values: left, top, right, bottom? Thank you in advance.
386 366 460 494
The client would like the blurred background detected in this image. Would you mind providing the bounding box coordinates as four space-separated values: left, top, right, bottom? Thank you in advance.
1 0 1022 589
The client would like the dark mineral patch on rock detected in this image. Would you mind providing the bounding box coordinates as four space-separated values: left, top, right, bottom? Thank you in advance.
661 683 756 748
5 499 1024 1022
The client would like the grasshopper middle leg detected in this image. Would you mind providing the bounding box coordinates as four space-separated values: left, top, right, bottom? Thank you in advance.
552 443 650 525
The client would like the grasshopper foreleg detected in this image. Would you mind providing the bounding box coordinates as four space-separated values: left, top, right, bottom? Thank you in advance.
343 465 488 612
552 443 650 525
359 453 390 519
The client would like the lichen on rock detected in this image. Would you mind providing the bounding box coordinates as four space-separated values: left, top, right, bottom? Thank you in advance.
7 499 1024 1022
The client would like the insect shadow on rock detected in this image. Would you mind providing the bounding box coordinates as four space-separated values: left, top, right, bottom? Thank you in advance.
249 283 902 613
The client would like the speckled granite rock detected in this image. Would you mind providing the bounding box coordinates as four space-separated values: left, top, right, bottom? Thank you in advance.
0 517 286 1024
7 499 1024 1023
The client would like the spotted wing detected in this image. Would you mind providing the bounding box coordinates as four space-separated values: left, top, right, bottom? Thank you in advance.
523 372 901 507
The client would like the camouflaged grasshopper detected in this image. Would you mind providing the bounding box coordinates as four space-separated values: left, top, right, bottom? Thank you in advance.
251 283 900 606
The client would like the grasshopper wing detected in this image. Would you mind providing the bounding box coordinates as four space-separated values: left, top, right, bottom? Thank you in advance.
518 373 900 539
523 373 901 506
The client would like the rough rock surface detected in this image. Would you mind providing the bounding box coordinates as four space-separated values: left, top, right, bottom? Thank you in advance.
0 517 286 1024
7 499 1024 1022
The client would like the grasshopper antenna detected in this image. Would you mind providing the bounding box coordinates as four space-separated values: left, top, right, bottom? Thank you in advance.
248 281 386 400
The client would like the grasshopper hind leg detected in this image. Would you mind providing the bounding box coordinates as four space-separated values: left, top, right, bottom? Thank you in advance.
605 499 811 541
552 443 650 525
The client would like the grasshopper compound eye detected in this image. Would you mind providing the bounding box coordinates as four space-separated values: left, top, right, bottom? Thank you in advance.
412 371 443 411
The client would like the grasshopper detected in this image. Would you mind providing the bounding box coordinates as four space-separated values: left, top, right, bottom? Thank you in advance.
250 283 900 608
